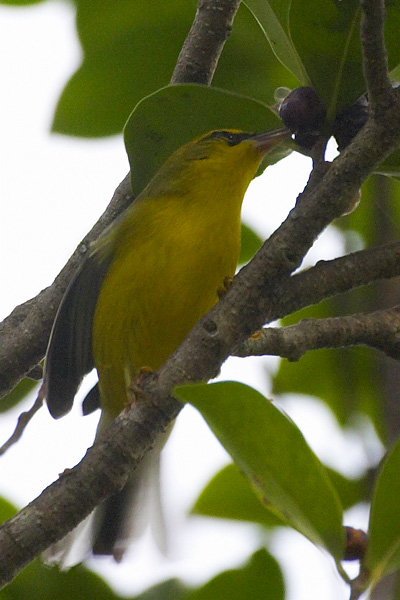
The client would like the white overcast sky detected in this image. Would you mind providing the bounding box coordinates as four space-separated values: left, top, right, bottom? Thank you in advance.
0 2 382 599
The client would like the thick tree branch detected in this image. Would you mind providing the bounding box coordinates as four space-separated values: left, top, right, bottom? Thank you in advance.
0 0 241 401
236 306 400 361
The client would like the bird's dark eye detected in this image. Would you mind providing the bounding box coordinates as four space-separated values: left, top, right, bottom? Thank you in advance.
207 130 253 146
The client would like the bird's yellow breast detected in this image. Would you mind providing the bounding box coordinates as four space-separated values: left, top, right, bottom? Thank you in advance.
92 189 242 417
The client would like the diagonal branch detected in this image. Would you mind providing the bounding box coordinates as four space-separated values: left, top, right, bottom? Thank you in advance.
171 0 241 84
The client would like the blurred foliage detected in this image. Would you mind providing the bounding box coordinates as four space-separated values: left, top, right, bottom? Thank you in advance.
2 0 400 598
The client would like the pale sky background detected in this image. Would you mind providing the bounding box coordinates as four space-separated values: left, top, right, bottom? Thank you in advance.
0 2 383 599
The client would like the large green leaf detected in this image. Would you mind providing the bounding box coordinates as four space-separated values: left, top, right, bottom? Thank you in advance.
367 438 400 582
52 1 295 137
124 84 290 199
193 462 366 526
176 381 345 561
187 549 284 600
192 463 284 527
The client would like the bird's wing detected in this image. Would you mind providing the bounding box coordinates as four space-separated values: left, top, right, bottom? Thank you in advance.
44 252 111 419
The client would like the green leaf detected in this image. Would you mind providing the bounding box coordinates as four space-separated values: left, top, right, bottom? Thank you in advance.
0 497 18 523
52 2 295 137
193 462 365 525
213 3 299 105
375 148 400 178
239 223 263 265
0 378 38 413
192 463 284 528
325 467 369 512
135 579 189 600
176 381 344 560
243 0 307 84
124 84 290 199
187 549 284 600
52 0 197 137
3 561 119 600
366 438 400 581
246 0 400 125
0 0 44 4
289 0 363 117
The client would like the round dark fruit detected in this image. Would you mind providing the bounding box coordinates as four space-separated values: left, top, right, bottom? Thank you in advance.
279 87 326 136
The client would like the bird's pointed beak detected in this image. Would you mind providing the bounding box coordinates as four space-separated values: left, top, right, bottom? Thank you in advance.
249 128 292 153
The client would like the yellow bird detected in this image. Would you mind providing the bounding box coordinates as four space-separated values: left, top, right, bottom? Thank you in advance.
44 127 289 562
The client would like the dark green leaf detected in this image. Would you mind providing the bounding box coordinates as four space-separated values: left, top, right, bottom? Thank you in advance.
192 463 284 527
176 381 344 561
367 439 400 581
124 84 289 199
187 549 284 600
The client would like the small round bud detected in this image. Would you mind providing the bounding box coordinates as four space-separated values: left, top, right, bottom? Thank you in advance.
333 95 369 151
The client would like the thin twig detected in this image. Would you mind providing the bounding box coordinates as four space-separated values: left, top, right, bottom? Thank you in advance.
0 391 44 456
360 0 395 116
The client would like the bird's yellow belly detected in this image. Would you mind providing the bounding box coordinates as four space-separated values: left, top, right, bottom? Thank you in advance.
92 207 239 417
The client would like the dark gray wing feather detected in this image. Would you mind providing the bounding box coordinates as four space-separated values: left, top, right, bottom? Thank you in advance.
44 254 110 419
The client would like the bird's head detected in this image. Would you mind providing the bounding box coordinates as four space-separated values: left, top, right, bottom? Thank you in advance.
167 127 290 186
144 127 291 200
